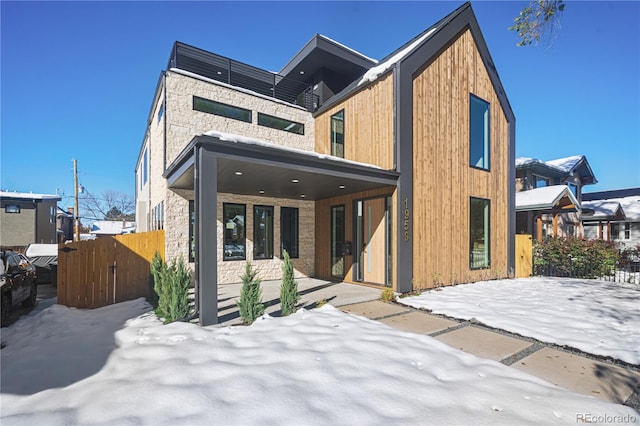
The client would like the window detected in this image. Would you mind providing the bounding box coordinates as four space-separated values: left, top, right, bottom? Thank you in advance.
193 96 252 123
253 206 274 260
469 94 490 170
281 207 299 258
223 203 246 261
5 204 20 213
258 113 304 135
189 201 195 262
625 223 631 240
157 103 164 123
331 110 344 158
533 175 549 188
470 197 490 269
566 182 578 197
142 148 148 186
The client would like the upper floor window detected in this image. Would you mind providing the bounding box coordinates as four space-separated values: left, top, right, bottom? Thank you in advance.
157 103 164 123
469 94 490 170
142 148 148 187
566 182 578 197
5 204 20 213
331 110 344 158
193 96 252 123
533 175 549 188
258 113 304 135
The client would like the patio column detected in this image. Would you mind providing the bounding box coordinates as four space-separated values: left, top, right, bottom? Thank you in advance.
536 215 543 242
196 146 218 326
553 214 558 238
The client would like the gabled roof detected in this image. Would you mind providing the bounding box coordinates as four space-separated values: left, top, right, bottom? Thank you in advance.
515 185 580 212
581 200 626 221
0 191 61 202
516 155 597 185
582 188 640 221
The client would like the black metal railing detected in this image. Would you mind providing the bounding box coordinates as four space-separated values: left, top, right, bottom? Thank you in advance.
534 262 640 284
169 42 320 112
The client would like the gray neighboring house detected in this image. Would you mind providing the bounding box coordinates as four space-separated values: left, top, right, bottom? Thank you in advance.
582 188 640 249
0 191 61 248
57 206 74 243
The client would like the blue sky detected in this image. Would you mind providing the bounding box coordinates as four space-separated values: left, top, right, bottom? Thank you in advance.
1 1 638 212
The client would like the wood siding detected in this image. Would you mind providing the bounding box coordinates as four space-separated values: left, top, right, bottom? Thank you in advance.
412 30 510 289
315 186 396 288
314 73 395 169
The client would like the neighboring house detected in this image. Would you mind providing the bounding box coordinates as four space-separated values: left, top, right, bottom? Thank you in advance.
0 191 61 248
57 207 74 243
515 155 597 241
582 188 640 248
136 2 515 325
90 221 136 237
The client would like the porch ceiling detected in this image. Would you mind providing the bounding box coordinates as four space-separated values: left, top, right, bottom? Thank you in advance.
165 135 399 201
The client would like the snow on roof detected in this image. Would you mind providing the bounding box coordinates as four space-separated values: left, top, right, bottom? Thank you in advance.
317 34 379 64
581 200 624 220
545 155 584 173
0 191 61 201
358 28 437 87
515 157 541 167
26 244 58 258
203 130 382 170
91 221 136 235
588 196 640 222
515 185 579 211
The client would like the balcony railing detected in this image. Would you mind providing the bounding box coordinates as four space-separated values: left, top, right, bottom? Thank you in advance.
169 42 319 112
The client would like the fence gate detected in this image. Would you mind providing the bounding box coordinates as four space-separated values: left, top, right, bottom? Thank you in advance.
57 231 164 309
515 234 533 278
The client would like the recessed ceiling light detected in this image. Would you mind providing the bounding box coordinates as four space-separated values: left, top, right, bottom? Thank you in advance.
234 171 243 176
259 190 265 194
217 71 222 75
299 70 305 75
291 179 299 183
300 194 306 198
338 185 345 189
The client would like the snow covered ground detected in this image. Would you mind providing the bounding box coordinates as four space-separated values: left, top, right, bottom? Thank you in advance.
2 296 637 425
399 277 640 365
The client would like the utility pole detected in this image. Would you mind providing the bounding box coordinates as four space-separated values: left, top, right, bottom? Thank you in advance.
74 159 80 242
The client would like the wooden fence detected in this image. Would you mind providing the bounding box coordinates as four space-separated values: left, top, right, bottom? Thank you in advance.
57 231 164 309
515 234 533 278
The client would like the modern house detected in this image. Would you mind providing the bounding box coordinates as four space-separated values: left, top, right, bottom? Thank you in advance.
0 191 61 248
582 188 640 248
515 155 597 241
136 2 515 325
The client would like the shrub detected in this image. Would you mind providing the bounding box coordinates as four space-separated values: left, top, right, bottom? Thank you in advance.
149 251 162 307
280 249 300 316
237 262 264 325
151 254 192 323
534 237 619 279
380 288 395 302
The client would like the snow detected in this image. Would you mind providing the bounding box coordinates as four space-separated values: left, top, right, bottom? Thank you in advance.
91 220 136 235
358 28 437 86
399 277 640 365
593 195 640 222
582 200 624 219
2 295 637 425
203 130 383 170
515 185 579 211
25 244 58 258
546 155 584 173
0 190 61 201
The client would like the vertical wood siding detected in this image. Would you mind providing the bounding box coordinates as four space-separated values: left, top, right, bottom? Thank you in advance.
314 73 395 169
412 30 510 289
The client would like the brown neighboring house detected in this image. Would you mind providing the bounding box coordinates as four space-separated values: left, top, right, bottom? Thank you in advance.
0 191 61 249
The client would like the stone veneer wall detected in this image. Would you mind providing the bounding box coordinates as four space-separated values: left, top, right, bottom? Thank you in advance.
159 70 316 265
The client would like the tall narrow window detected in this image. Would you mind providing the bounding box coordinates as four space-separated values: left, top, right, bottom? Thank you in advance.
470 197 490 269
470 94 490 170
331 205 345 278
624 223 631 239
189 200 195 262
142 148 148 185
331 110 344 158
281 207 299 258
566 182 578 197
253 205 274 260
223 203 246 261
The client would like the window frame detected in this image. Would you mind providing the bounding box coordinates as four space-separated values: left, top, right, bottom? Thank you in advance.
469 94 491 171
253 205 274 260
257 112 304 135
280 207 299 259
4 204 20 214
223 203 246 261
533 174 549 188
331 109 345 158
469 197 491 270
193 96 252 123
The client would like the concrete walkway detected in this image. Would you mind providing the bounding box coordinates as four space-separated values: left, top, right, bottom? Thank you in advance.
339 300 640 409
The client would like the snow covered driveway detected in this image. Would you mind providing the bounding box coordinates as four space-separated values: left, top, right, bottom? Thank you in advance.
1 298 637 425
399 277 640 365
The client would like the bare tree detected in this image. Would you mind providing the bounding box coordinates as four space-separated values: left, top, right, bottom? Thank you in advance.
81 189 135 222
509 0 565 47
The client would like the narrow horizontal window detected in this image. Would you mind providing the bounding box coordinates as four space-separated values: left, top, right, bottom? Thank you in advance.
258 112 304 135
193 96 252 123
5 204 20 213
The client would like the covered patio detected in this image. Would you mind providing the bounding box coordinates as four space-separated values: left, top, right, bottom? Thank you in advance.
515 185 580 241
164 132 399 325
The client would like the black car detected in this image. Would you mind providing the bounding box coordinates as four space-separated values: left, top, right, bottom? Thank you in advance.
1 251 38 326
